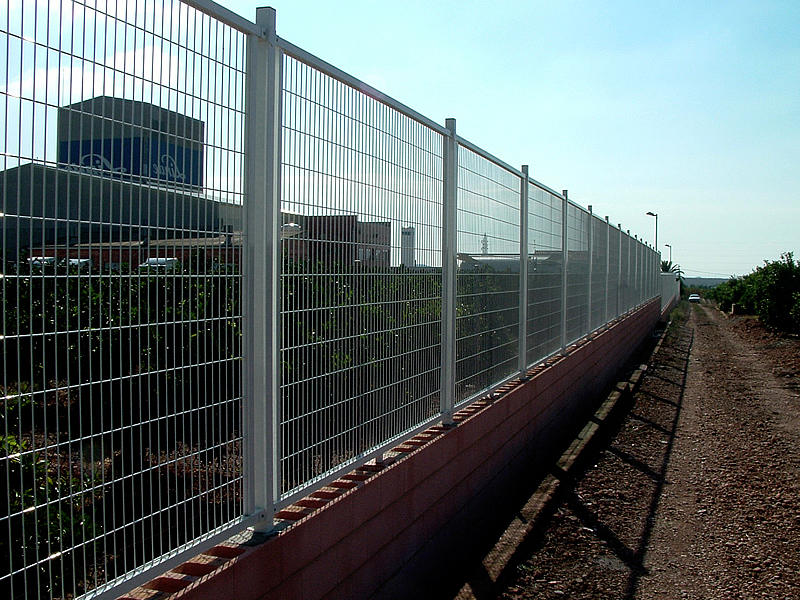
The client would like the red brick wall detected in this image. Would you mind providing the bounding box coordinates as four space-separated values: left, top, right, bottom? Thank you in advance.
173 299 661 600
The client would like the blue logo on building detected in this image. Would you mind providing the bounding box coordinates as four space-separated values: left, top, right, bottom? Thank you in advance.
59 137 203 187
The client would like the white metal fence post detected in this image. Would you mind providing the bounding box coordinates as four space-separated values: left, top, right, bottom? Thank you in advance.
561 191 569 352
654 246 659 299
617 224 623 317
519 166 530 376
605 216 611 324
587 205 594 333
651 247 656 299
632 235 636 308
656 247 660 298
636 237 640 306
627 231 632 312
641 242 645 303
440 118 458 424
641 242 645 304
641 241 645 304
243 6 282 532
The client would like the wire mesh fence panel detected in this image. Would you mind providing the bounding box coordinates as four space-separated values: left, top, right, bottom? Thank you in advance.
589 214 608 332
0 1 665 596
639 241 650 306
620 231 633 313
632 237 639 310
0 1 247 597
641 245 650 305
634 239 643 307
608 226 621 319
565 204 590 345
650 245 659 300
279 55 444 497
525 185 563 366
629 234 639 310
455 147 520 404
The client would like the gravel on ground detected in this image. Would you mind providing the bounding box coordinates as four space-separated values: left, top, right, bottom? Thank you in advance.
456 302 800 600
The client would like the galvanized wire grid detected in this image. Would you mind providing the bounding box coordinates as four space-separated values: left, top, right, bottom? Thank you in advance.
637 237 645 306
1 1 665 597
607 224 622 319
619 231 629 313
0 1 246 598
565 203 590 345
279 55 444 497
620 231 633 313
629 233 639 310
589 215 609 331
526 186 563 365
455 147 520 405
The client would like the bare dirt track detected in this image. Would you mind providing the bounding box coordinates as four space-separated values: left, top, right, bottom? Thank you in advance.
460 303 800 600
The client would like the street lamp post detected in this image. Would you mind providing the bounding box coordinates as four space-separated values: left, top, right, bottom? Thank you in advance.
646 211 658 251
665 243 672 263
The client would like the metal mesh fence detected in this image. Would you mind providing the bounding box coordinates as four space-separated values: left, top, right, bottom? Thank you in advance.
589 214 608 331
1 2 662 597
621 231 633 313
526 185 563 365
565 203 590 344
0 1 247 597
608 224 621 319
455 147 520 405
279 54 444 497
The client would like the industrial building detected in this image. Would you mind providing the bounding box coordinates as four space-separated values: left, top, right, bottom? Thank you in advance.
2 96 392 270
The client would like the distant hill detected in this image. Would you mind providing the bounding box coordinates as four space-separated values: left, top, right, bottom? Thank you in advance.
684 277 728 288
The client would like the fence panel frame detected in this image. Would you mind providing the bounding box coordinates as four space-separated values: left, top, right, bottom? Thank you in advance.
0 2 664 596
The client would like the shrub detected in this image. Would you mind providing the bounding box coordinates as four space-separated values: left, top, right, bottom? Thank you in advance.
709 253 800 333
749 253 800 332
709 276 752 313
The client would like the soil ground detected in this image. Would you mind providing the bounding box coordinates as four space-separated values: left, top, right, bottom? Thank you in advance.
454 302 800 600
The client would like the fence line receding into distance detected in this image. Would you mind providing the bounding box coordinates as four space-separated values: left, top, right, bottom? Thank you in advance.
0 2 660 598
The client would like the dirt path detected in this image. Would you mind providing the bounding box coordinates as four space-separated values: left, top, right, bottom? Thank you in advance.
465 303 800 599
635 305 800 599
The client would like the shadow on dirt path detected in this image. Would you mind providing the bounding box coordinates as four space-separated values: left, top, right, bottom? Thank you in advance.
453 315 696 599
464 304 800 600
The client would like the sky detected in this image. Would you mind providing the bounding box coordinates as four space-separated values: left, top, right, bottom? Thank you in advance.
222 0 799 279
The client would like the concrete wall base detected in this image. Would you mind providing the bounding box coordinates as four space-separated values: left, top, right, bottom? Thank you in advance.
163 299 661 600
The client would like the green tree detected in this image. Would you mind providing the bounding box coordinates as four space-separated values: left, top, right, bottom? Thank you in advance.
660 260 682 275
748 253 800 332
709 253 800 333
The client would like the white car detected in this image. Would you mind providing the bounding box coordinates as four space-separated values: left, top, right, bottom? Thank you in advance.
688 294 701 303
139 257 181 271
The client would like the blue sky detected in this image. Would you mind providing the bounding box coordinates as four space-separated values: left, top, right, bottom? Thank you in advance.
226 0 799 278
